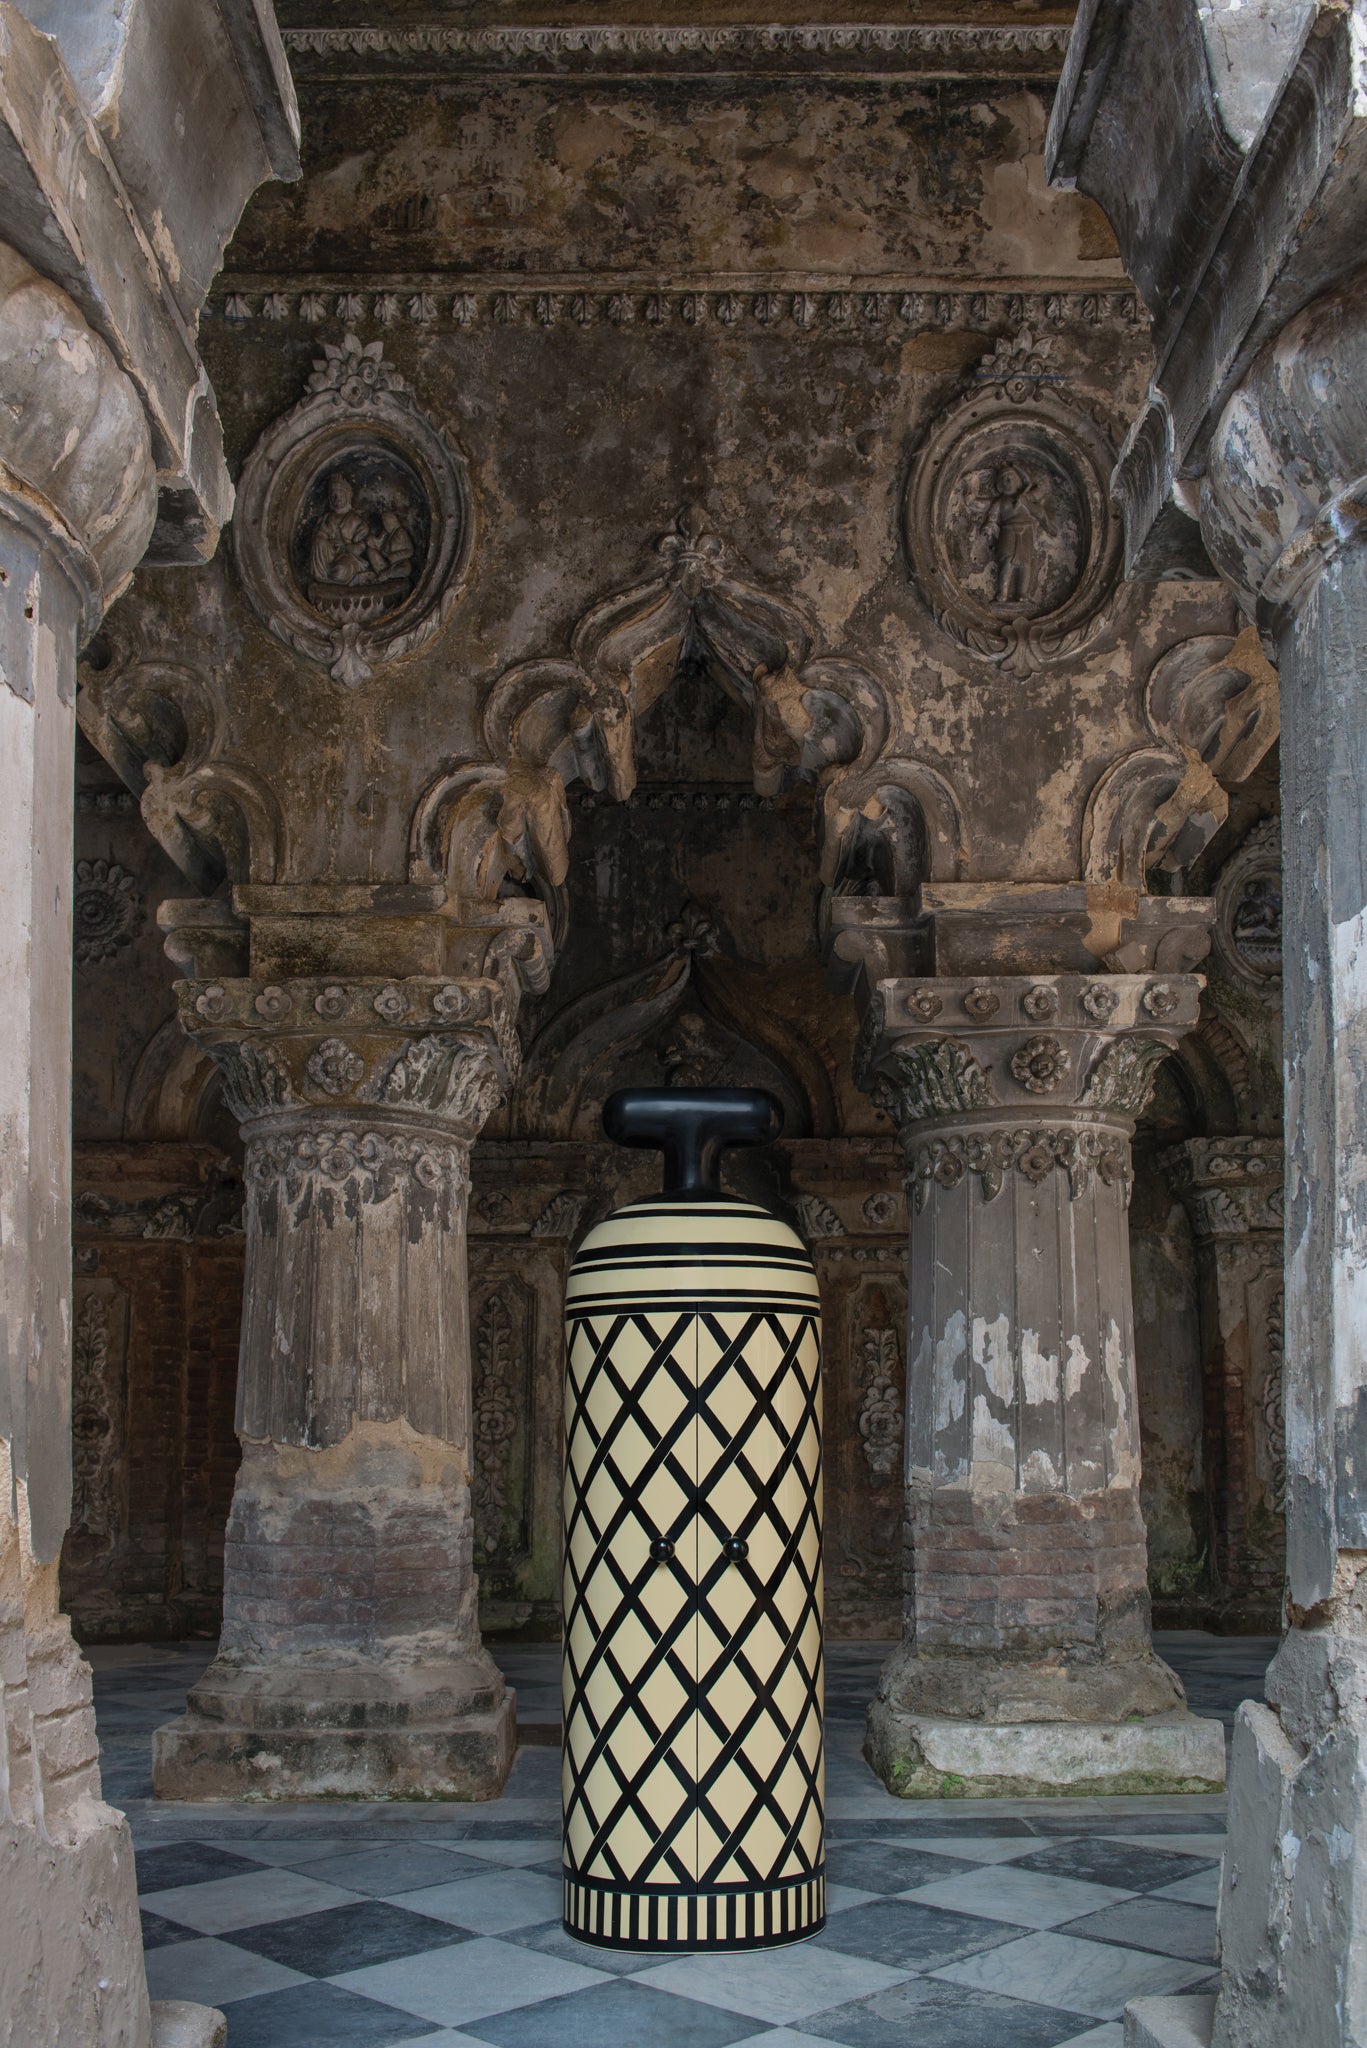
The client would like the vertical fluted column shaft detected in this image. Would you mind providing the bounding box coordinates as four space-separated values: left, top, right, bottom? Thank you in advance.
152 977 519 1798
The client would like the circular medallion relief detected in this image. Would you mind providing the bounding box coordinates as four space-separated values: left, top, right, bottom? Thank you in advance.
904 355 1119 678
234 335 471 687
1214 819 1282 994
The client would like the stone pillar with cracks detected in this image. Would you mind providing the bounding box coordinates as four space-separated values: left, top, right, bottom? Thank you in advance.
1194 270 1367 2048
858 974 1226 1797
153 972 519 1798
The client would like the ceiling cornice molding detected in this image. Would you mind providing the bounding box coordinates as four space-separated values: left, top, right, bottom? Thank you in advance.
281 21 1072 78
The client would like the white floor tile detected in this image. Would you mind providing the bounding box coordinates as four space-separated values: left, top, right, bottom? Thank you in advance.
1110 1835 1226 1859
932 1930 1211 2020
635 1943 914 2023
331 1933 607 2025
881 1835 1042 1864
1152 1867 1222 1907
901 1864 1134 1929
139 1868 364 1933
387 1867 563 1932
142 1936 308 2006
824 1883 879 1914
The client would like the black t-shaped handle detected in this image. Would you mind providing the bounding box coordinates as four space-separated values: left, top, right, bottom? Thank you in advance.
602 1088 783 1195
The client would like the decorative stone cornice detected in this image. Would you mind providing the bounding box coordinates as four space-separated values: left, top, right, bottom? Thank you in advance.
211 279 1144 340
1164 1135 1285 1237
282 22 1073 78
860 973 1202 1131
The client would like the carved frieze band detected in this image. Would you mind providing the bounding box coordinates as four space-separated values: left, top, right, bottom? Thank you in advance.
1164 1137 1285 1237
283 22 1072 72
213 283 1143 338
908 1126 1134 1211
245 1126 472 1206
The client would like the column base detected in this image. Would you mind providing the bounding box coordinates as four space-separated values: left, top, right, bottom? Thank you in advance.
152 1654 516 1800
865 1701 1226 1798
1125 1996 1216 2046
151 2004 227 2048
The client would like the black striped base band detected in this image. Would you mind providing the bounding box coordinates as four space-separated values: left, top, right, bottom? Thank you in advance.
562 1872 825 1952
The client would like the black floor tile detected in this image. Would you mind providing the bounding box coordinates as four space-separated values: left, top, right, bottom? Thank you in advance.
819 1898 1021 1970
298 1845 493 1894
225 1901 472 1976
802 1977 1087 2048
1016 1839 1219 1891
140 1910 202 1951
221 1981 440 2045
460 1977 761 2048
826 1842 978 1893
135 1843 266 1893
1063 1896 1219 1963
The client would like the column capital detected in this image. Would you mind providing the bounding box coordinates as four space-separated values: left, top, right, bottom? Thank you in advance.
178 974 517 1142
855 971 1202 1134
1164 1134 1286 1239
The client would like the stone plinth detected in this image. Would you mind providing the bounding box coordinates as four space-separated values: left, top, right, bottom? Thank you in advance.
153 971 519 1799
860 974 1225 1797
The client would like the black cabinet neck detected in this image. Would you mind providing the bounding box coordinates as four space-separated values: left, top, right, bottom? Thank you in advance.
602 1088 783 1195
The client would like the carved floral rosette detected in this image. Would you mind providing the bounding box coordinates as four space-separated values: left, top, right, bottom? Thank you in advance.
903 333 1122 678
244 1123 472 1206
861 973 1203 1206
233 333 473 686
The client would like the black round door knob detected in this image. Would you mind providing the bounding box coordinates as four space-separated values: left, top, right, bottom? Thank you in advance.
722 1537 749 1563
649 1537 675 1564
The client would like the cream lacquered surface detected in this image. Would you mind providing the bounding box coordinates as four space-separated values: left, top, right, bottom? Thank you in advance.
562 1195 824 1951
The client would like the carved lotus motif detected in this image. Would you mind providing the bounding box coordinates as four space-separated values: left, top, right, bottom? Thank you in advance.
1082 981 1119 1021
373 984 410 1024
963 986 1001 1021
1010 1035 1071 1094
1022 985 1058 1020
1143 982 1180 1019
314 985 349 1020
307 1037 365 1097
434 983 471 1021
907 989 943 1021
254 985 291 1022
73 858 142 965
862 1191 899 1229
195 984 229 1022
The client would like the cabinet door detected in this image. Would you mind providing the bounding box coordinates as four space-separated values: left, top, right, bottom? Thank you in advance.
563 1307 700 1890
694 1308 824 1891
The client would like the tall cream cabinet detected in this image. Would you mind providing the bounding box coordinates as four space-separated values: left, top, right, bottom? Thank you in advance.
561 1091 825 1952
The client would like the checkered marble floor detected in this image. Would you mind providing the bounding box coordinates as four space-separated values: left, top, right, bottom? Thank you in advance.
90 1635 1272 2048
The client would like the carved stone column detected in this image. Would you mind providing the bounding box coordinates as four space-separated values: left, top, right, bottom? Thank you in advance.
859 973 1226 1797
1195 270 1367 2048
0 244 160 2046
153 967 518 1799
1166 1139 1286 1632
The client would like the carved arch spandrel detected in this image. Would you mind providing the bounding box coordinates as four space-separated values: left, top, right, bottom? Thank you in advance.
409 505 963 941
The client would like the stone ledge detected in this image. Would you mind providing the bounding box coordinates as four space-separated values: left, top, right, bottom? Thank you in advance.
1125 1993 1217 2047
866 1704 1228 1798
151 2001 228 2048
